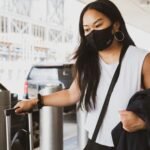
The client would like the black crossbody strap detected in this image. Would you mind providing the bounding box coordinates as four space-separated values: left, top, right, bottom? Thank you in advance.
92 45 129 141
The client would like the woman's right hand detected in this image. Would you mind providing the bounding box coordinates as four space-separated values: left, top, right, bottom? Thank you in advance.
14 98 38 114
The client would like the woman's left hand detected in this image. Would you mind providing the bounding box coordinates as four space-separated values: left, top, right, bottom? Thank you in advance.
119 110 146 132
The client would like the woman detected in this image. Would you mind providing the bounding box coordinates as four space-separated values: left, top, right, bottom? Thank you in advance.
15 0 150 149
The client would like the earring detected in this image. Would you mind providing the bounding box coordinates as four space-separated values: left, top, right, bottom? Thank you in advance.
114 31 125 42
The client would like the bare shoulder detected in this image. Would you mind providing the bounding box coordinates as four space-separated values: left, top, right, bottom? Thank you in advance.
143 53 150 72
142 52 150 89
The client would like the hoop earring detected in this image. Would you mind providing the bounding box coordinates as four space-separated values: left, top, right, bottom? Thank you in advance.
114 31 125 42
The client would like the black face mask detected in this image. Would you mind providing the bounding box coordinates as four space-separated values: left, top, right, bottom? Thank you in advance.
86 25 114 51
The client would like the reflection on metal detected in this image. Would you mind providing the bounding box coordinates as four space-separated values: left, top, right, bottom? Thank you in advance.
39 83 63 150
77 109 88 150
0 84 11 150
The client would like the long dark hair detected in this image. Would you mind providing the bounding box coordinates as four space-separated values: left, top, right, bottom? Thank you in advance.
74 0 135 111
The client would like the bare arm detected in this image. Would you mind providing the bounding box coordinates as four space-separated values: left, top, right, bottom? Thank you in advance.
119 52 150 132
15 78 81 113
39 78 81 107
142 53 150 89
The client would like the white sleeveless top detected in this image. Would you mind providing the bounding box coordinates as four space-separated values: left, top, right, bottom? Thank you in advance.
84 45 149 147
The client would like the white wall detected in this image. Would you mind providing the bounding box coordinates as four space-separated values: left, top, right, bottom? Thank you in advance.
127 24 150 50
64 0 84 40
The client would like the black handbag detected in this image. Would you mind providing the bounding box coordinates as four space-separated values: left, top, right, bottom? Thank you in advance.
84 45 128 150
